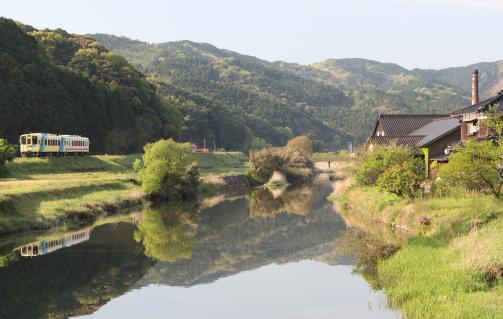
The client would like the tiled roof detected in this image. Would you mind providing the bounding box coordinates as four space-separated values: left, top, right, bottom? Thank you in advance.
374 114 450 136
367 136 425 148
452 91 503 115
410 118 460 147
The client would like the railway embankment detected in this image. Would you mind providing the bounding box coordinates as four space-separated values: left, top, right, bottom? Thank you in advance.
0 153 249 235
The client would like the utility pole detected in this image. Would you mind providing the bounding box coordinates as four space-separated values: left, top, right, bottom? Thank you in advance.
213 141 216 152
203 138 206 150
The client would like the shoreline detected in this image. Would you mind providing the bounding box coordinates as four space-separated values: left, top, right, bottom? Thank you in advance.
329 159 503 318
0 153 250 236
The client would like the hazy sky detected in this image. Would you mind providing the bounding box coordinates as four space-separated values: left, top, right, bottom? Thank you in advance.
3 0 502 69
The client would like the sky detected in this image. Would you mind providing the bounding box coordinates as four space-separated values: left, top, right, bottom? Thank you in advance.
2 0 503 69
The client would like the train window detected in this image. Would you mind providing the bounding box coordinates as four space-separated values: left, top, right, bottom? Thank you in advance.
21 136 26 145
32 136 38 144
57 140 60 146
27 137 31 144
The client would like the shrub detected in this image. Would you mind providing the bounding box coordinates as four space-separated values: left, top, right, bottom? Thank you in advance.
377 160 423 198
357 145 421 186
286 135 313 154
133 205 196 262
0 138 16 172
357 145 424 197
439 140 502 198
134 139 199 200
248 146 314 185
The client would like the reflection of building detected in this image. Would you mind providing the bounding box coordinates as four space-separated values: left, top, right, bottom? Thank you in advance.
17 229 91 257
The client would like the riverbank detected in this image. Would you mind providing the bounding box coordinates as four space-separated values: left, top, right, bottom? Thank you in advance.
330 160 503 318
0 153 249 235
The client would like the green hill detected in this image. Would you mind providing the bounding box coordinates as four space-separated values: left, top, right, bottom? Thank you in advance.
2 19 499 153
0 18 184 153
90 34 479 149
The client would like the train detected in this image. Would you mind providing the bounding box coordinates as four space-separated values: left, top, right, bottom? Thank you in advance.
19 133 90 157
17 229 91 257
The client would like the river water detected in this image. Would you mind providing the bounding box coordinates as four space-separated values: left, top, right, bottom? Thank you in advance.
0 176 400 319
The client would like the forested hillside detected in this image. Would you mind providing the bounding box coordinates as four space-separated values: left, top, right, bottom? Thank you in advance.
90 34 477 149
1 19 498 153
0 18 182 153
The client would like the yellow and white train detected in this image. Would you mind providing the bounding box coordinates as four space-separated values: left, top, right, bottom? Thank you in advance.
19 133 90 157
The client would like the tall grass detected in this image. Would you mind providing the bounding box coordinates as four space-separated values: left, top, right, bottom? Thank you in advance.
330 162 503 318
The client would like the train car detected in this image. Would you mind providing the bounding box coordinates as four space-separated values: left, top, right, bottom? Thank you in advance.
17 229 91 257
19 133 90 157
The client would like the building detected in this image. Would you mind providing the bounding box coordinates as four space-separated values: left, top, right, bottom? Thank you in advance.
366 69 503 178
452 70 503 142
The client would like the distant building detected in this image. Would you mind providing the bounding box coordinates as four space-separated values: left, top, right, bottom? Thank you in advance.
366 69 503 178
190 143 209 153
452 70 503 142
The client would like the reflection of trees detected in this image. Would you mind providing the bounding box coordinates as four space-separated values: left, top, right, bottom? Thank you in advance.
133 203 200 263
247 184 315 218
0 224 153 319
138 178 353 287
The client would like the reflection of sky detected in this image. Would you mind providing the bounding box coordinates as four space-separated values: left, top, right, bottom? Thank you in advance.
75 261 400 319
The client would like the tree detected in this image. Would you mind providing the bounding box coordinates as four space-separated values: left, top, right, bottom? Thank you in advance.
357 145 421 186
134 139 199 200
248 145 314 185
485 104 503 158
439 140 502 198
249 137 270 152
0 138 16 172
286 135 313 154
133 206 196 262
377 160 423 198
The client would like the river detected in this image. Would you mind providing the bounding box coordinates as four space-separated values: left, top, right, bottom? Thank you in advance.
0 175 400 319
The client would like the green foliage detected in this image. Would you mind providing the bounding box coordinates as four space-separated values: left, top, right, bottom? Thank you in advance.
0 138 16 172
286 135 313 154
357 146 423 197
134 139 199 200
133 206 196 262
439 140 502 198
0 18 180 153
377 160 423 198
90 34 470 151
249 137 270 152
485 105 503 151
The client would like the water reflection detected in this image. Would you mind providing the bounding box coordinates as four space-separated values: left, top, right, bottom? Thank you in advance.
17 228 92 257
133 203 199 262
247 184 315 218
0 176 400 319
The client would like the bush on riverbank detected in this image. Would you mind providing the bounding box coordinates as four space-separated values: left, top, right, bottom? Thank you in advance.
134 139 199 201
332 159 503 318
357 145 423 197
0 138 16 173
248 146 314 185
286 135 313 154
439 140 502 198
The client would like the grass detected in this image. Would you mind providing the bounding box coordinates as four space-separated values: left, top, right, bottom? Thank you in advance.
0 152 250 234
330 161 503 318
195 152 248 176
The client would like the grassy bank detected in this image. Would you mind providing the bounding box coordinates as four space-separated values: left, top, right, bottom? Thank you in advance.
330 162 503 318
0 152 248 235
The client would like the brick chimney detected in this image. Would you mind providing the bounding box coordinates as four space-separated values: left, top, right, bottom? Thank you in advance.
472 69 479 105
